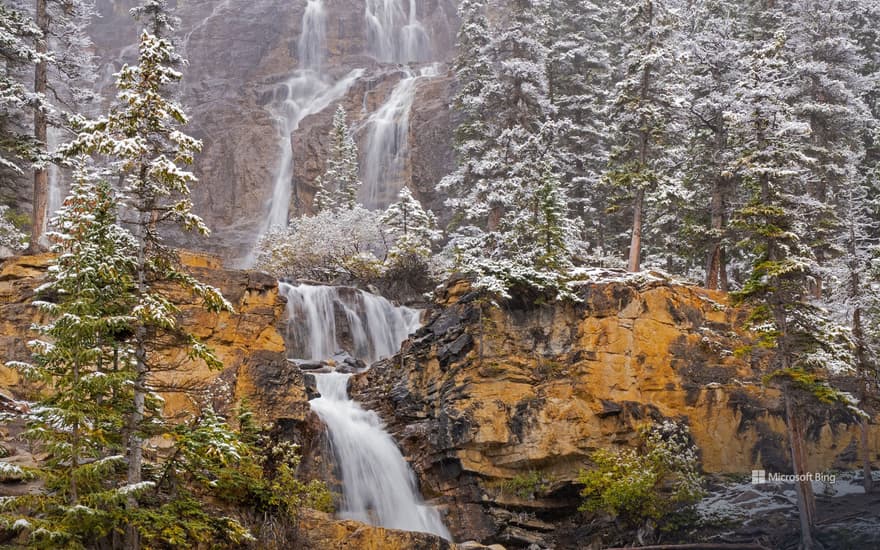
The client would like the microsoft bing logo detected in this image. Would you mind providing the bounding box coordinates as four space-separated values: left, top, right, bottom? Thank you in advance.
750 469 835 484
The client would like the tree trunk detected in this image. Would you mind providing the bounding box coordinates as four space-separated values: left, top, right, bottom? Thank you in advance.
705 174 727 289
29 0 49 253
719 247 729 292
628 188 644 272
628 3 654 273
863 415 874 494
785 393 816 550
851 307 874 494
70 359 79 504
124 203 150 550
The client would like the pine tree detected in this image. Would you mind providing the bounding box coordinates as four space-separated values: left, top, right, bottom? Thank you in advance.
679 0 747 288
784 0 873 295
831 179 880 494
60 3 232 546
444 1 584 296
730 31 857 549
28 0 99 251
604 0 684 272
0 3 41 176
439 0 494 219
2 160 143 547
544 0 611 254
313 105 361 212
381 187 441 260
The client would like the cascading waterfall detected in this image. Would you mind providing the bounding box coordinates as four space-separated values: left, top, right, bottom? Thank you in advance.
359 64 440 209
45 126 63 241
279 282 420 363
365 0 431 63
279 283 449 538
310 373 451 539
250 0 365 261
298 0 327 72
263 69 363 232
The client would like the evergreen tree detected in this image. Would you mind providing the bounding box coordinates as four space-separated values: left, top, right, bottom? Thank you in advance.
604 0 684 272
443 0 584 298
439 0 494 220
28 0 99 251
313 105 361 212
784 0 873 294
2 160 142 547
60 3 232 546
381 187 441 260
0 3 41 176
0 205 26 251
679 0 746 288
831 179 880 494
544 0 611 254
730 32 857 549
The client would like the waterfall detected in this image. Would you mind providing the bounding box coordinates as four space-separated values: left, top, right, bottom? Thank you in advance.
255 0 363 249
365 0 431 63
45 126 63 242
310 372 451 539
281 282 449 538
279 282 421 363
263 69 363 232
359 64 440 210
298 0 326 71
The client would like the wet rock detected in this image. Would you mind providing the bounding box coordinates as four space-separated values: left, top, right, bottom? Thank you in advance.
351 277 880 545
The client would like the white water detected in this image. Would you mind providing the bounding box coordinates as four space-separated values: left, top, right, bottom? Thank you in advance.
44 126 63 244
310 372 451 539
365 0 432 63
279 282 421 363
359 64 440 209
281 282 448 537
262 69 364 233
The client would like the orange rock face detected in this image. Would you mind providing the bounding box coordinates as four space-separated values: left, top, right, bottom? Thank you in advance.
351 275 879 543
0 253 308 423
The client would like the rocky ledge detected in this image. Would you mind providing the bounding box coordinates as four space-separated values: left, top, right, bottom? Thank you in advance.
0 252 307 423
350 275 880 546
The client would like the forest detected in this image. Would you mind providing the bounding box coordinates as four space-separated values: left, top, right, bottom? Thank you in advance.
0 0 879 549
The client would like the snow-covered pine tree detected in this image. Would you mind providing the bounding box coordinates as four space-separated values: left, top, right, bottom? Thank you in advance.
381 187 441 260
60 3 232 546
784 0 873 296
438 0 493 221
28 0 99 251
0 205 26 252
604 0 684 272
0 3 41 176
444 0 583 298
730 31 857 549
313 105 361 212
830 178 880 494
2 160 142 546
502 161 581 273
543 0 611 255
678 0 747 288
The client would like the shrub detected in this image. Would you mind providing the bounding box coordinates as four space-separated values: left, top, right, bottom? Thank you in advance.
577 421 704 526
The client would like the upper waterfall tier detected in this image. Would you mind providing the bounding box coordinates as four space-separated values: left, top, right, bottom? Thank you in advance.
365 0 432 63
279 283 421 364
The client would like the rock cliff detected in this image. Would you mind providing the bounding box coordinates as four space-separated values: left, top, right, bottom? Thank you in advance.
91 0 458 261
350 274 880 545
0 252 307 423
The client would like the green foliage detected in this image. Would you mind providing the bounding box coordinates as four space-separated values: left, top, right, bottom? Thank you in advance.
577 421 704 526
501 470 554 500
